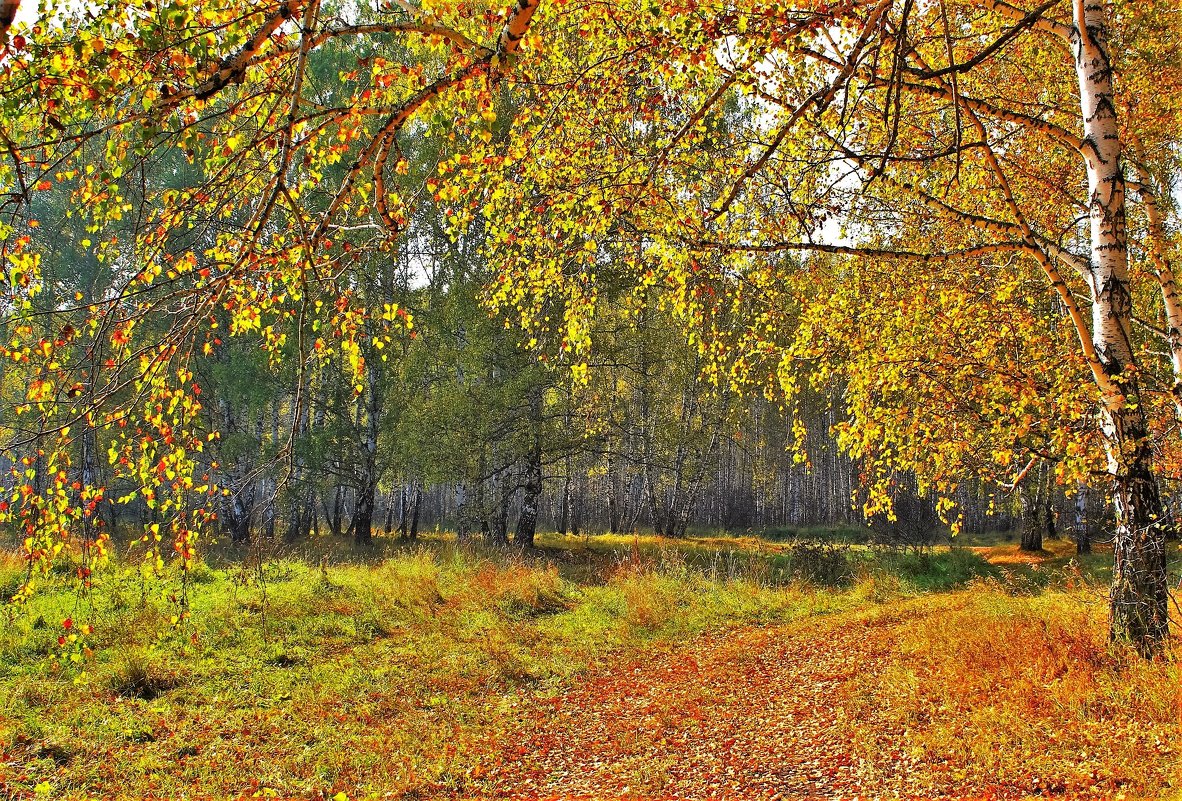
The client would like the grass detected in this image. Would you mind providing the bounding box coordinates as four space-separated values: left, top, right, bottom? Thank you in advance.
839 590 1181 797
0 530 1177 799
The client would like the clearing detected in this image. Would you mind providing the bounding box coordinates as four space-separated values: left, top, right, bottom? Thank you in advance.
0 533 1178 800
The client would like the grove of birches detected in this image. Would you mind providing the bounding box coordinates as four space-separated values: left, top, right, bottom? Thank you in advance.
1 0 1180 667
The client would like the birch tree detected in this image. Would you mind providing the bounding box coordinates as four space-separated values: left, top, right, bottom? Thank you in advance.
475 0 1181 654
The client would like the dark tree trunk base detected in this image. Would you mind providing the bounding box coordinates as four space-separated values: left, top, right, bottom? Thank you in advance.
1109 466 1171 658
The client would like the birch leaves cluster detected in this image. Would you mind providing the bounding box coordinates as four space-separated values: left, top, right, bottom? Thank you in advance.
0 0 528 600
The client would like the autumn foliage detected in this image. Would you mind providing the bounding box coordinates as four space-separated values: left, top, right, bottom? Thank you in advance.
1 4 1182 798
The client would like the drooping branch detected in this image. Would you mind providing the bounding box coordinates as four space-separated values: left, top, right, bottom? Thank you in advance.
755 85 1092 285
711 0 893 219
952 81 1121 404
687 238 1033 262
316 22 487 55
909 0 1062 79
1130 160 1182 407
185 1 301 104
164 1 507 112
798 46 1086 155
895 80 1085 154
823 133 1090 276
657 73 740 172
317 0 545 240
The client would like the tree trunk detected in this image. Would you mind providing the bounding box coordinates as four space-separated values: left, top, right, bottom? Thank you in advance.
1019 464 1045 552
225 485 253 545
455 484 475 542
384 488 397 535
80 425 97 545
1130 158 1182 415
515 385 544 547
409 482 422 540
1043 467 1057 542
488 480 511 546
288 372 318 542
354 479 375 546
570 473 583 537
1074 484 1091 555
398 484 409 536
260 400 277 540
355 360 381 546
558 459 572 536
329 484 343 537
1105 418 1169 656
1074 0 1169 656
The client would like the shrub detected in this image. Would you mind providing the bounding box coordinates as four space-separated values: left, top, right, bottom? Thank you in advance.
788 540 854 587
871 547 997 592
108 649 183 700
482 563 570 618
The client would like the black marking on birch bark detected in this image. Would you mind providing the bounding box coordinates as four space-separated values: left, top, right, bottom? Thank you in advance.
1096 348 1123 377
1086 95 1118 124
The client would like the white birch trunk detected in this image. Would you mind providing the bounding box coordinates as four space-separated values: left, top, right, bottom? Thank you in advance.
1074 0 1169 655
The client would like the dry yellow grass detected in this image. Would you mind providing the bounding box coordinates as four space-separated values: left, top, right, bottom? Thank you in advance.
840 588 1180 798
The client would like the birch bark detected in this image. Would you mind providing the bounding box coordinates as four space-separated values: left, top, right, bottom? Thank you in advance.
1073 0 1169 655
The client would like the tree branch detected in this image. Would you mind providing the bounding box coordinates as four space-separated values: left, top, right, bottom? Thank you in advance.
686 238 1033 262
711 0 893 219
982 0 1072 39
910 0 1062 79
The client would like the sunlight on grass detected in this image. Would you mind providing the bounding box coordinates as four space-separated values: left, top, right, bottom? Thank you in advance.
0 533 1177 799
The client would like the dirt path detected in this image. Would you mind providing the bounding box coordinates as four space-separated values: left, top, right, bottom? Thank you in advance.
476 604 962 800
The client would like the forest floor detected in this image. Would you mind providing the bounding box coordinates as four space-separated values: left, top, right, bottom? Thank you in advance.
481 592 1175 800
0 531 1179 800
481 599 944 799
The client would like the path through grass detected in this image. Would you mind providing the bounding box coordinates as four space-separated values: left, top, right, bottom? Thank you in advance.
0 533 1177 799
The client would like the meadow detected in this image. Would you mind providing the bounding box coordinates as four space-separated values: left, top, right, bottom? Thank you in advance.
0 531 1178 800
